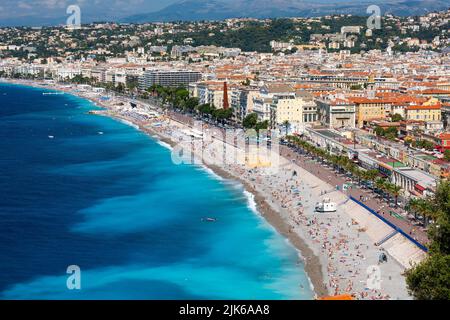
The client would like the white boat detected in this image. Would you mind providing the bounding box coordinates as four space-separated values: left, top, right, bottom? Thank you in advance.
315 199 337 213
48 135 54 139
42 92 64 96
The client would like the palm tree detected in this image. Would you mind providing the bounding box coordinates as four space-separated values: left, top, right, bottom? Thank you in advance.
383 182 395 205
316 148 326 163
389 184 402 208
375 178 387 197
406 198 420 218
336 156 349 174
359 170 369 185
365 170 379 189
328 155 339 172
323 152 332 164
353 167 365 186
407 198 435 226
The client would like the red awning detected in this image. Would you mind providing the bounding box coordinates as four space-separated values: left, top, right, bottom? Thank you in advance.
415 184 426 192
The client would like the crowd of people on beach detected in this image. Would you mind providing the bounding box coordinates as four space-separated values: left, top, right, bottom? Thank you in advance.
105 100 402 300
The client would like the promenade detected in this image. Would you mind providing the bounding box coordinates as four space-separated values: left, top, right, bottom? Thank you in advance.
279 145 429 246
165 108 429 247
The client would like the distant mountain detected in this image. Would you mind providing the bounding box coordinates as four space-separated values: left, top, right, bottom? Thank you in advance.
125 0 449 22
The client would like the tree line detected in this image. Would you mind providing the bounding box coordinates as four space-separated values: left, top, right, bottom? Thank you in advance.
147 84 233 123
285 135 402 204
405 181 450 299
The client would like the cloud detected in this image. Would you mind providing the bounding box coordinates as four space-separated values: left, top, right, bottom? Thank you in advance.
38 0 69 9
0 0 178 25
17 2 33 10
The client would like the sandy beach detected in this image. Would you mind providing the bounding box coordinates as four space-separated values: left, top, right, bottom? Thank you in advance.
3 79 426 299
135 111 415 300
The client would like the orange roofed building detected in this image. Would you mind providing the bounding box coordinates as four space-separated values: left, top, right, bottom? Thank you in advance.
405 103 442 122
348 97 390 128
437 133 450 151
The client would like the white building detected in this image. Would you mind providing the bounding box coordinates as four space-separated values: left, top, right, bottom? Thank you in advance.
56 66 82 80
392 167 437 197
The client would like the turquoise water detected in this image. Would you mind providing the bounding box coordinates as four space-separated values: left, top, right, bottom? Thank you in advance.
0 82 313 299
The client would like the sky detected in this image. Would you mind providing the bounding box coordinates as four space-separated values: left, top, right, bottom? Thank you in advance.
0 0 442 26
0 0 180 26
0 0 380 25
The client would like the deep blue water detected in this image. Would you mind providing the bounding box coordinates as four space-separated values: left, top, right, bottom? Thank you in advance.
0 83 313 299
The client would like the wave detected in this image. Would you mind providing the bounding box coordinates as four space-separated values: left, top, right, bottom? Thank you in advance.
117 118 139 130
156 140 172 151
198 165 224 181
243 190 259 215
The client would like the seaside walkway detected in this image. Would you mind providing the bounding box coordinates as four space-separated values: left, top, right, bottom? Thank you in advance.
342 198 427 268
279 145 429 246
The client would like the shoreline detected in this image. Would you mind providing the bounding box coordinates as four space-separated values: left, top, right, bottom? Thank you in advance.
109 111 328 297
0 79 327 297
115 111 328 296
1 79 416 300
207 163 327 295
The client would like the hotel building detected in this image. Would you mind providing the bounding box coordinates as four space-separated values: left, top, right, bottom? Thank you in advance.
139 70 202 89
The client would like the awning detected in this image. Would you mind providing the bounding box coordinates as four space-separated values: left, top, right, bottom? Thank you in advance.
379 163 392 171
415 184 426 192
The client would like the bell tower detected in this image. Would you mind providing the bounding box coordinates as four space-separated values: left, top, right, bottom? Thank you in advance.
223 81 229 109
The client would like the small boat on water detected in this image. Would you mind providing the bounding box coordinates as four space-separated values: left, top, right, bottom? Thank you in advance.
98 131 104 135
315 199 337 213
48 135 54 139
43 92 64 96
201 217 217 222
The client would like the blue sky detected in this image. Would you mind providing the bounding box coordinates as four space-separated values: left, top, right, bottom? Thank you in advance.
0 0 179 25
0 0 377 23
0 0 442 26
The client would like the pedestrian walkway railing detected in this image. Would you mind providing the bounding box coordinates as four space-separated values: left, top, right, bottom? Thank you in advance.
375 230 398 246
338 198 350 206
349 196 428 252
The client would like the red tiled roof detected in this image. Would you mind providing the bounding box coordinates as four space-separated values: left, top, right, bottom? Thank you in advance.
421 89 450 94
405 104 441 111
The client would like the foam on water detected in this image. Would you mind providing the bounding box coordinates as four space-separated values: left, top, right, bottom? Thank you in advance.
198 164 225 181
243 190 259 215
155 140 172 151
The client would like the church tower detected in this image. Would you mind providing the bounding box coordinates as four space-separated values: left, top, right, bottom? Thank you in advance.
223 81 229 109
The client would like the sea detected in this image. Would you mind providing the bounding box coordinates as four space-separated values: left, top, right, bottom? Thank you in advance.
0 82 314 299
